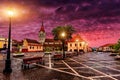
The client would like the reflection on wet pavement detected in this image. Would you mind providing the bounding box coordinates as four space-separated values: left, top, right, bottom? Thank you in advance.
0 52 120 80
93 77 116 80
94 67 120 75
73 67 104 77
22 68 89 80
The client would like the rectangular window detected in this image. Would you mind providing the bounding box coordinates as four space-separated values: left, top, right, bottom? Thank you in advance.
55 42 59 44
49 42 53 44
45 42 48 44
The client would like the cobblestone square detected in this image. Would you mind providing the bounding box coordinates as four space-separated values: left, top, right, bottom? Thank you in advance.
0 52 120 80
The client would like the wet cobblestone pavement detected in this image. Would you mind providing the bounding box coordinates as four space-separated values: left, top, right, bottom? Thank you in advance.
0 52 120 80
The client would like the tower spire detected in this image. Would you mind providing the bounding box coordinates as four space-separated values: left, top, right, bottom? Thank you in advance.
39 21 45 32
42 20 43 27
38 20 46 44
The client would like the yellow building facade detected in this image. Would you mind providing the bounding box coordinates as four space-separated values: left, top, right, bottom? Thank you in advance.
67 34 88 52
22 39 43 52
68 41 88 52
0 37 12 50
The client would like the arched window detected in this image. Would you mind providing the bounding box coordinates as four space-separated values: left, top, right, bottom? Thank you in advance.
80 43 81 47
75 44 77 46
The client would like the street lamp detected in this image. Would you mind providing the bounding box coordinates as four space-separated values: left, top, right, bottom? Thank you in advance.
76 39 79 55
3 9 14 74
61 32 65 37
61 32 66 59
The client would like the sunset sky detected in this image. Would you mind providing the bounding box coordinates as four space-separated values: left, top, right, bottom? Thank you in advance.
0 0 120 47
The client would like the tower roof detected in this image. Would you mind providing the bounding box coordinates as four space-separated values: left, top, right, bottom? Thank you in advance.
39 21 45 32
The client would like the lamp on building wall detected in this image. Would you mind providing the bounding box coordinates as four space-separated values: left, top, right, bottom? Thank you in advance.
3 9 15 74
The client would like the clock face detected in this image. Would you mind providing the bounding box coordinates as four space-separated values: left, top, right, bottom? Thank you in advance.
39 33 45 37
39 31 46 38
39 31 46 43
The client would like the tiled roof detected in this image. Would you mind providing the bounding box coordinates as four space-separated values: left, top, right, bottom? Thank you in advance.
12 39 23 45
39 22 45 32
25 39 40 44
100 43 115 47
40 26 45 32
28 43 42 46
45 39 61 42
67 34 84 42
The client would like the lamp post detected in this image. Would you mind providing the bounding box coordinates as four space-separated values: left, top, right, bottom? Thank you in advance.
61 32 66 59
76 39 79 55
3 10 14 74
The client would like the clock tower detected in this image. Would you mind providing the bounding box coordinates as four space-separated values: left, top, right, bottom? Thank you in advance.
38 21 46 44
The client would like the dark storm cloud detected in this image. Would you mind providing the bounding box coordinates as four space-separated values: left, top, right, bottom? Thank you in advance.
0 0 120 47
54 0 120 21
1 0 120 26
5 0 120 21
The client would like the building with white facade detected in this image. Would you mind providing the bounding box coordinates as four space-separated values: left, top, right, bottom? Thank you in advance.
67 34 88 52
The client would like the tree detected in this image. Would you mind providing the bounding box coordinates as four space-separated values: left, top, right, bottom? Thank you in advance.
113 39 120 52
52 25 76 59
52 25 76 41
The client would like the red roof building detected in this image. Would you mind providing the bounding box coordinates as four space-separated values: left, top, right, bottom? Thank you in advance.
67 34 88 52
100 43 115 47
43 39 62 51
22 38 43 52
98 43 115 52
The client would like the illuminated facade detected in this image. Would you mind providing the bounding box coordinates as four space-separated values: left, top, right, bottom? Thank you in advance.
0 36 12 50
44 39 62 51
98 44 115 52
22 39 43 52
67 34 88 52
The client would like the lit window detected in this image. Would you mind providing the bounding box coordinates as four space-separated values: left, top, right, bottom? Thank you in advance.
49 42 53 44
55 42 59 44
45 42 48 44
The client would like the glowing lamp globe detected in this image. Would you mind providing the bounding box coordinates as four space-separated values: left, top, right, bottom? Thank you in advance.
61 32 65 37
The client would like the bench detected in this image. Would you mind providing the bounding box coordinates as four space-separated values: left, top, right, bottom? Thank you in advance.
21 56 44 69
53 54 63 60
66 53 72 58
